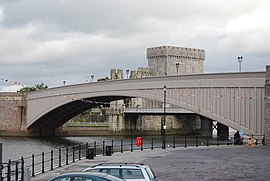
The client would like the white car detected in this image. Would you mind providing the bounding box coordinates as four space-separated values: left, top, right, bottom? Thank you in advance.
84 163 157 181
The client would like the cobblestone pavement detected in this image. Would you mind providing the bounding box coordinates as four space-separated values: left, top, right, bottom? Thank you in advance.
32 145 270 181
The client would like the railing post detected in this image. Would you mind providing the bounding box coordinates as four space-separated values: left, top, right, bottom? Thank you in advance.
94 142 96 157
7 159 11 181
184 136 187 148
121 140 123 153
79 144 81 160
217 135 219 146
31 154 35 177
173 136 176 148
206 136 209 146
141 137 143 151
196 136 198 147
66 147 68 165
131 138 133 152
111 140 114 154
85 143 88 158
59 148 61 167
151 137 154 150
42 152 44 173
15 161 18 181
51 150 53 170
102 141 105 155
21 157 24 181
72 146 75 162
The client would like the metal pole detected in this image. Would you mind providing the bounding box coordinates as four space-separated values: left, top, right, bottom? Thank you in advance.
0 143 2 174
162 85 167 149
238 56 243 72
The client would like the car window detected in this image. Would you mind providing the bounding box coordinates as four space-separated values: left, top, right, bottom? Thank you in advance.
122 169 144 179
100 169 120 178
51 176 72 181
73 176 93 181
145 167 156 180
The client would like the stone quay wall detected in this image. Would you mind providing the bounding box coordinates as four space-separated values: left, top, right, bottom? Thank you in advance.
0 92 28 136
265 65 270 144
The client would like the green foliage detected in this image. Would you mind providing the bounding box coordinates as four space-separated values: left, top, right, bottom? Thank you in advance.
97 77 110 81
19 82 48 92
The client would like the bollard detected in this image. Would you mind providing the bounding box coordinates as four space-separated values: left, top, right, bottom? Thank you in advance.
21 157 24 181
79 144 81 160
42 152 44 173
141 138 143 151
0 143 2 174
184 136 187 148
51 150 53 170
102 140 105 155
31 154 35 177
66 147 69 165
72 146 75 162
173 136 176 148
196 136 198 147
59 148 61 167
94 142 96 157
7 159 11 181
15 161 18 181
121 140 123 153
111 140 114 154
151 137 154 150
131 139 133 152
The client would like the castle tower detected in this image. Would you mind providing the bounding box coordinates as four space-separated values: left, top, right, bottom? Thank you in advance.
147 46 205 76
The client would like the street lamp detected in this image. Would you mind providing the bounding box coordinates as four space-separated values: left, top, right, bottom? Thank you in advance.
91 75 94 82
237 56 243 72
63 80 66 86
176 63 180 75
161 85 167 149
126 69 130 79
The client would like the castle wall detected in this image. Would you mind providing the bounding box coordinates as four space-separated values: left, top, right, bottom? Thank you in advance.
147 46 205 76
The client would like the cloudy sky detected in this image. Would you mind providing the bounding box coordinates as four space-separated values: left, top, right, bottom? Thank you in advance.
0 0 270 92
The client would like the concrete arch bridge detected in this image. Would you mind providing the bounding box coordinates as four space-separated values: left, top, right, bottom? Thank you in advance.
26 72 266 136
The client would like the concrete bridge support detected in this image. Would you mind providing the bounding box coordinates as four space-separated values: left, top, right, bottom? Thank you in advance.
265 65 270 145
200 117 212 136
217 122 229 140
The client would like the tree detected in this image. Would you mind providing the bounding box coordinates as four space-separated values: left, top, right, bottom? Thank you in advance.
18 83 48 92
97 77 110 81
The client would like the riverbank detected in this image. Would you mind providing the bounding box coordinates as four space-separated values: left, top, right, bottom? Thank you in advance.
30 145 270 181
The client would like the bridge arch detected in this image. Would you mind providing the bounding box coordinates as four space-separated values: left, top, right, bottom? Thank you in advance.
27 72 265 136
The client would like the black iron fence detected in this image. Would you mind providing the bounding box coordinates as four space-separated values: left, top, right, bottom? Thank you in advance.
0 135 265 181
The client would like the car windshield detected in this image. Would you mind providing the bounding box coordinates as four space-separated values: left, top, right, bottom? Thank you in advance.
122 169 144 179
145 167 156 180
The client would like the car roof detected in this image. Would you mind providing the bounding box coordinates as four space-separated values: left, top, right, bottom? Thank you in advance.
90 163 148 169
49 172 124 181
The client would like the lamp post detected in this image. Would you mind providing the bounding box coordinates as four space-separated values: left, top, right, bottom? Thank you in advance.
161 85 167 149
126 69 129 79
91 75 94 82
63 80 66 86
237 56 243 72
176 63 180 75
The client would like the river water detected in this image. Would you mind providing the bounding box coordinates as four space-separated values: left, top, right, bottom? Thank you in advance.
0 134 228 163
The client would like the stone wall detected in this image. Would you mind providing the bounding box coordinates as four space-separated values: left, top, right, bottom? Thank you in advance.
0 92 28 136
147 46 205 76
265 65 270 144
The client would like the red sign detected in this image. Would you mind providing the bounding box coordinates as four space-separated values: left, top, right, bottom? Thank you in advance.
136 137 142 146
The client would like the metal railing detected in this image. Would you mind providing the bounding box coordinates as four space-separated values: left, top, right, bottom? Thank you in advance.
0 135 265 181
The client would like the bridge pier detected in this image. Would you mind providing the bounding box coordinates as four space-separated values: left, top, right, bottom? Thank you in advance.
200 117 213 136
217 123 229 140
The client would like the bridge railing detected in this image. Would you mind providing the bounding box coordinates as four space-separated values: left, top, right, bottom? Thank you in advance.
0 135 265 181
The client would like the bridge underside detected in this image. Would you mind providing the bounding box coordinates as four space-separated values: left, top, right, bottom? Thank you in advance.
27 96 128 130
